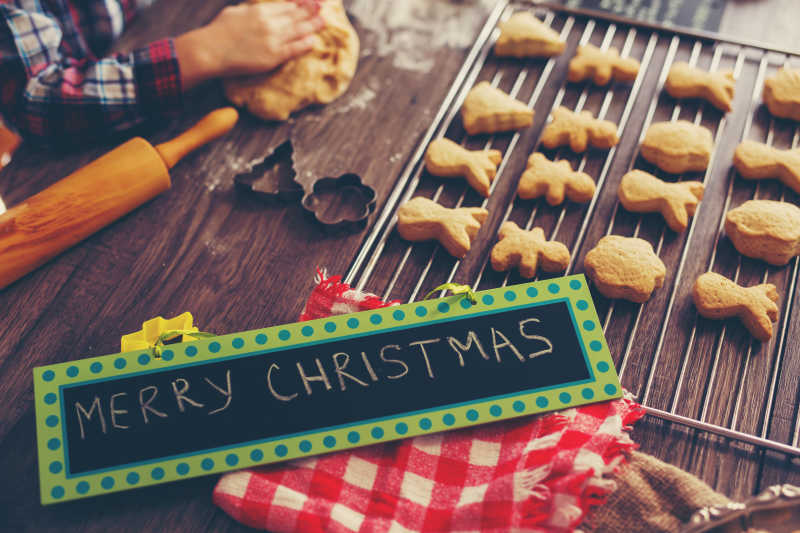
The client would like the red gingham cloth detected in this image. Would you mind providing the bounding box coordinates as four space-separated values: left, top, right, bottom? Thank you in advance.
213 270 644 532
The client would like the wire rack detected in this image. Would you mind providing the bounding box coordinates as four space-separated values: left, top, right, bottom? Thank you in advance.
344 1 800 456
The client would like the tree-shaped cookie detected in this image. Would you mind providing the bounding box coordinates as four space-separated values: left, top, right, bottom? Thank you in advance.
764 67 800 121
733 140 800 194
584 235 666 303
640 121 713 174
692 272 779 342
567 44 640 86
490 222 570 278
617 170 704 232
396 197 488 259
494 12 566 58
461 81 534 135
424 138 502 197
517 152 595 205
541 106 619 153
664 62 736 112
725 200 800 266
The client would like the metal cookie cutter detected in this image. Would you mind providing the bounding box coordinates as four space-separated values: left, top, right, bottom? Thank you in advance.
235 141 376 231
300 173 376 231
234 141 303 202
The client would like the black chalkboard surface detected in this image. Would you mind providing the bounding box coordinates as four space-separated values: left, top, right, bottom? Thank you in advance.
34 275 622 503
557 0 726 32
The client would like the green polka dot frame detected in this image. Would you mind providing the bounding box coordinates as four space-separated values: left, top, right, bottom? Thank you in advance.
33 274 619 504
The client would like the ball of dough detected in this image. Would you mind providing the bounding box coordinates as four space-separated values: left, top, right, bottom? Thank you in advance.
224 0 359 121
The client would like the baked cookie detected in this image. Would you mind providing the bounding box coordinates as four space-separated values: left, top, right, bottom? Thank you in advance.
763 67 800 121
396 197 489 259
724 200 800 266
494 12 566 58
664 62 736 112
567 44 640 86
692 272 779 342
461 81 534 135
540 106 619 153
225 0 359 121
490 222 570 278
517 152 595 205
617 170 704 232
584 235 666 303
640 121 713 174
425 138 503 197
733 140 800 194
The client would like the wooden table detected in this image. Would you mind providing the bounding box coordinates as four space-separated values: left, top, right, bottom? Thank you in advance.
1 1 798 530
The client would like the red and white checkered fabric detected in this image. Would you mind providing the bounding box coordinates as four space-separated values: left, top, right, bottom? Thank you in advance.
213 270 644 532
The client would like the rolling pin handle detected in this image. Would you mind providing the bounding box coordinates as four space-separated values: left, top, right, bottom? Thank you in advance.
155 107 239 169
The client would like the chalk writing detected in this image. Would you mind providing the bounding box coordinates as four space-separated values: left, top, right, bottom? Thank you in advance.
60 302 590 474
560 0 725 32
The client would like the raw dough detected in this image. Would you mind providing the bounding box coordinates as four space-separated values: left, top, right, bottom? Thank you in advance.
224 0 360 121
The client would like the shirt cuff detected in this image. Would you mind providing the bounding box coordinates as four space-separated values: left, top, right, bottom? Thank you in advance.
132 38 183 113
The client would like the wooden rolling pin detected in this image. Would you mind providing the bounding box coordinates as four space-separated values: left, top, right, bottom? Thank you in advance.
0 107 239 289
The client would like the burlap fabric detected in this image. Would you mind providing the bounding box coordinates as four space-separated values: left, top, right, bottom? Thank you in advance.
587 451 730 532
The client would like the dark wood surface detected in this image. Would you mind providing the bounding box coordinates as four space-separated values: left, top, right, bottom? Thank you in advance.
1 1 799 531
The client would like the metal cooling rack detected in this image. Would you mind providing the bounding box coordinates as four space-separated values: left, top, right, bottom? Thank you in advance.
344 1 800 457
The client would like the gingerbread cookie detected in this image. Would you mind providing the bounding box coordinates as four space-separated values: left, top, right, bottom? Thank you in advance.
396 197 489 259
517 152 595 205
461 81 534 135
567 44 640 86
763 67 800 121
692 272 779 342
617 170 704 232
540 106 619 153
425 138 503 197
584 235 666 303
640 121 713 174
724 200 800 266
494 12 566 58
733 140 800 194
490 222 570 278
664 62 736 112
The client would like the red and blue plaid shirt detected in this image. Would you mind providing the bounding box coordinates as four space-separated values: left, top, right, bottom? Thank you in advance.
0 0 182 141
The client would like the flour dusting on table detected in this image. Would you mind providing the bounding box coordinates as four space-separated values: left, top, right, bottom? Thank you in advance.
336 86 377 113
348 0 495 72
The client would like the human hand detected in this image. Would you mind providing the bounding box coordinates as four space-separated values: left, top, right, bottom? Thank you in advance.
175 1 325 89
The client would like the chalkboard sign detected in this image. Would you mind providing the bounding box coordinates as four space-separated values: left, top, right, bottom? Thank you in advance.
558 0 726 32
34 274 621 504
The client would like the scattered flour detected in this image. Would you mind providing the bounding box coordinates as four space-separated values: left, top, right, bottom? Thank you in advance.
335 86 377 113
348 0 495 72
205 174 223 192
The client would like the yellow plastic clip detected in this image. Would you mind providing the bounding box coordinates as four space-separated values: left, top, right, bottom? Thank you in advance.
120 312 200 353
423 283 478 304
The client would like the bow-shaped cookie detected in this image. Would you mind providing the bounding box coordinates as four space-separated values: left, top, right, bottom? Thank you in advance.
541 106 619 153
517 152 596 205
617 170 704 232
425 138 503 197
396 197 488 259
733 140 800 194
490 222 570 278
692 272 780 342
665 62 736 112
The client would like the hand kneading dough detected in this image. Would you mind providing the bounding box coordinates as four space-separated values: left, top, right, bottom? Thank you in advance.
224 0 359 121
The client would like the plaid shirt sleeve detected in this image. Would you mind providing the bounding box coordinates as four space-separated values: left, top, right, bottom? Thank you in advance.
0 3 182 141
